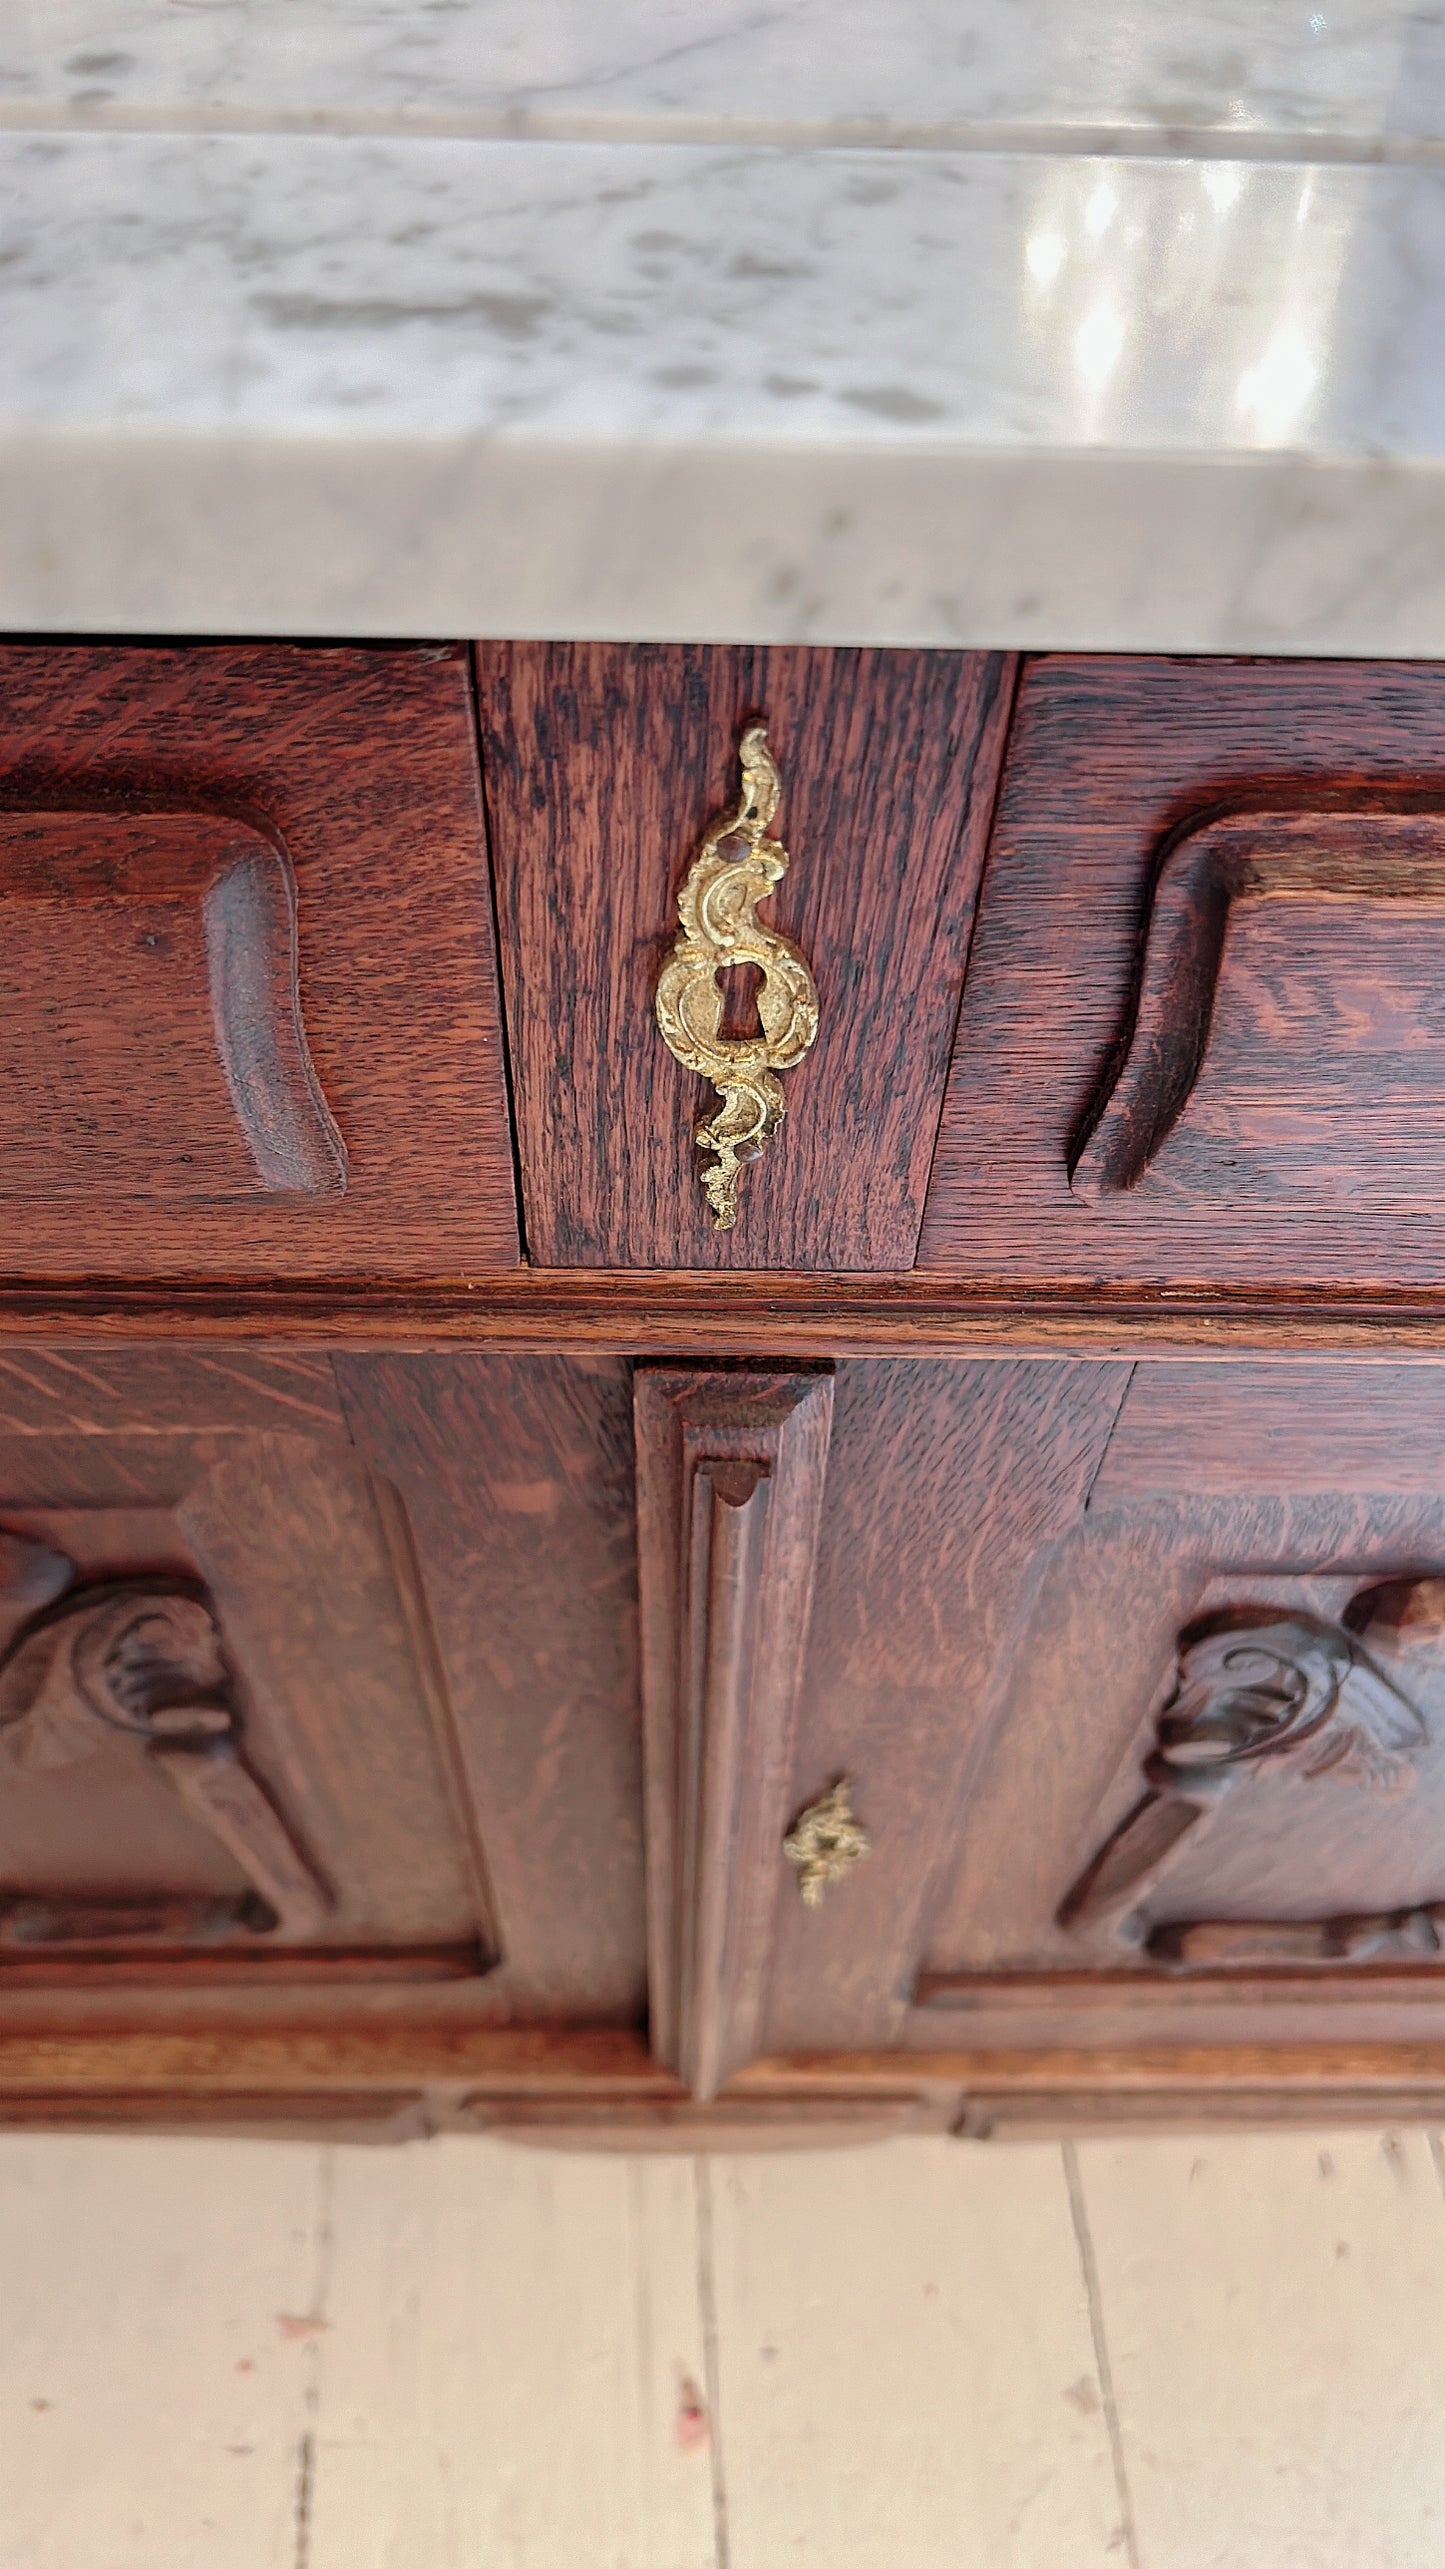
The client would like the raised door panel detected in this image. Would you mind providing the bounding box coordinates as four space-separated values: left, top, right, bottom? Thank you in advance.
0 643 518 1275
754 1357 1132 2054
334 1354 649 2020
0 1353 494 1986
920 656 1445 1291
480 642 1015 1271
622 1357 1129 2071
918 1363 1445 2038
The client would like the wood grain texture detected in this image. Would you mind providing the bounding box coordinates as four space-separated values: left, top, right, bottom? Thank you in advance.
634 1366 834 2098
0 1421 493 1987
0 641 518 1276
1059 1576 1445 1962
924 1356 1445 2005
759 1359 1131 2053
0 1569 331 1951
1071 807 1445 1204
11 1272 1445 1356
922 655 1445 1288
1091 1361 1445 1499
0 813 344 1201
480 641 1015 1270
334 1354 649 2018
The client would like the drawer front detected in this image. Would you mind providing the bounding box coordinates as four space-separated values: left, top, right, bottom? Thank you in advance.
920 655 1445 1289
481 642 1014 1271
0 643 518 1277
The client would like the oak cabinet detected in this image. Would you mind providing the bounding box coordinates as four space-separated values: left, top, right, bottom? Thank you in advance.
4 637 1445 2146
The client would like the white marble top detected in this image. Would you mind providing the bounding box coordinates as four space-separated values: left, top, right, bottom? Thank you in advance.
3 3 1445 651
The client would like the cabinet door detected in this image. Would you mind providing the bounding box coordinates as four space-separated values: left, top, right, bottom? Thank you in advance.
917 1361 1445 2045
0 1352 493 1985
629 1356 1133 2079
0 1348 658 2037
642 1355 1445 2074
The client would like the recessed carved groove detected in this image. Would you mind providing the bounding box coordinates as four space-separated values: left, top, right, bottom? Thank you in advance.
1060 1575 1445 1967
635 1366 834 2100
0 809 345 1202
1071 807 1445 1201
0 1534 330 1950
203 841 348 1197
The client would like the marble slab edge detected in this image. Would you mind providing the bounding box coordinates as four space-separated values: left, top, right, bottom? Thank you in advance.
1 433 1442 655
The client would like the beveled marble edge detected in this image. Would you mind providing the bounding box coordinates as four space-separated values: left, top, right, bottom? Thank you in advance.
4 128 1445 654
7 0 1445 149
9 439 1445 658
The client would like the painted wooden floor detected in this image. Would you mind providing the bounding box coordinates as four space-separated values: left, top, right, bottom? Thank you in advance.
4 2127 1445 2568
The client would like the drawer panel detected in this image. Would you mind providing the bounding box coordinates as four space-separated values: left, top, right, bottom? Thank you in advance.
481 642 1014 1270
0 643 518 1277
920 655 1445 1289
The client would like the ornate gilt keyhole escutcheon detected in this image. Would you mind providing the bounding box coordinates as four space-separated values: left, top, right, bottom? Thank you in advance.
654 725 820 1229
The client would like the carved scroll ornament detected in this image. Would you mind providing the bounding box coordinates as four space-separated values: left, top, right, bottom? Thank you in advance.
0 1536 329 1950
1060 1577 1445 1967
1070 807 1445 1202
655 726 820 1230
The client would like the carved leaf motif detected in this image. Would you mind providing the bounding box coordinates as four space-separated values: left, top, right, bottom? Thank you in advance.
1061 1577 1445 1962
1153 1611 1427 1799
0 1552 329 1946
0 1585 227 1777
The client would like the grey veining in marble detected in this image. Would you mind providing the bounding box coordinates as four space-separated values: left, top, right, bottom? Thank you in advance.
3 5 1445 650
4 1 1445 151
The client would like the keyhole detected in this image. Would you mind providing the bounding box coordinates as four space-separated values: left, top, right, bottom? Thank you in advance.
717 961 764 1040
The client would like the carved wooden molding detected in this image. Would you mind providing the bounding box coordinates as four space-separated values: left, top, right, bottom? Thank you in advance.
635 1366 834 2100
1070 807 1445 1201
0 809 346 1200
1060 1576 1445 1966
0 1534 329 1950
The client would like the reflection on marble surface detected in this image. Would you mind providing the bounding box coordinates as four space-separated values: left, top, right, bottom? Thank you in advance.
3 0 1445 149
1 124 1443 648
4 6 1445 649
2 136 1437 456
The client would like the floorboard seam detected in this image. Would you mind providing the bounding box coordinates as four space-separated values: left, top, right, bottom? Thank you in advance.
693 2159 732 2569
1063 2142 1143 2569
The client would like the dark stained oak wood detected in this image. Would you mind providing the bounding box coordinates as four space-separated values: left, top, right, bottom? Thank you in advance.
634 1366 834 2098
759 1359 1132 2052
334 1354 649 2019
480 641 1015 1270
0 1400 496 1986
0 812 345 1202
922 1363 1445 2007
0 1347 349 1437
1071 809 1445 1205
11 2020 1445 2146
11 1272 1445 1358
921 655 1445 1289
0 642 518 1277
17 641 1445 2145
